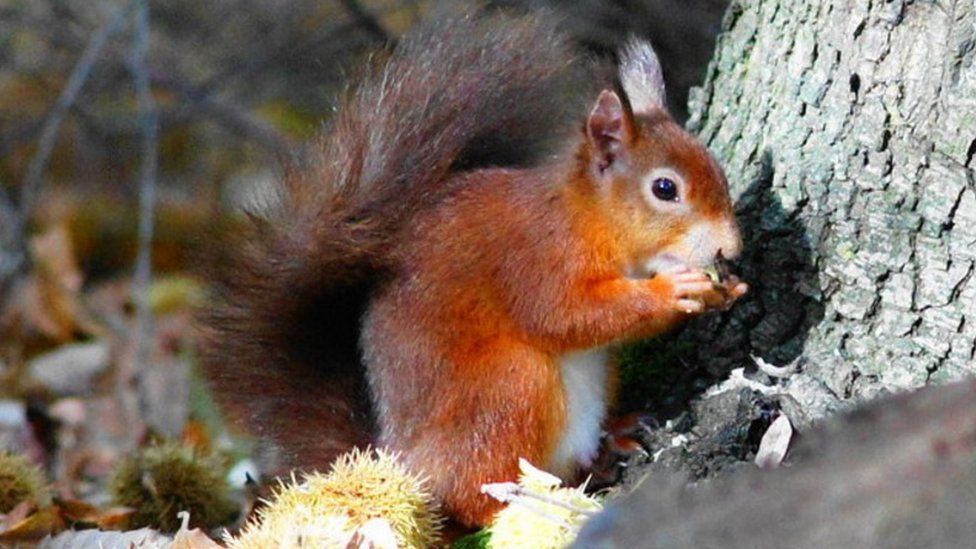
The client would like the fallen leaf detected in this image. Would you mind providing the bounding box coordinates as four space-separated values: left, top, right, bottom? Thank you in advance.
52 497 100 523
170 510 221 548
53 497 133 529
180 420 211 453
92 507 137 530
38 527 170 548
755 414 793 469
25 224 86 342
0 505 66 543
1 499 37 531
171 527 222 548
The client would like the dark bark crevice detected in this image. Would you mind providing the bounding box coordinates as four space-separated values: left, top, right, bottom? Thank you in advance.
677 0 976 409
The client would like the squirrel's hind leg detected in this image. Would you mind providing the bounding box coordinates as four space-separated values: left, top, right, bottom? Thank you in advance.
388 342 567 527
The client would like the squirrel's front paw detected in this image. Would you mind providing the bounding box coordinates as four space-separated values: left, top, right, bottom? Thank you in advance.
653 267 748 314
710 273 748 310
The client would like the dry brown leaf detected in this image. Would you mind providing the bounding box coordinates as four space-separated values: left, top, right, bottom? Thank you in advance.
93 507 137 531
0 505 67 543
1 499 37 531
52 497 101 523
26 224 86 342
170 511 222 549
53 496 134 530
180 419 213 454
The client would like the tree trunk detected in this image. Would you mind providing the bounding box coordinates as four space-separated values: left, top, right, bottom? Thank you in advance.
678 0 976 415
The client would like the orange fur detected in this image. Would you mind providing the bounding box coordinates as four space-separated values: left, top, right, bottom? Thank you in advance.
364 109 741 523
202 10 744 528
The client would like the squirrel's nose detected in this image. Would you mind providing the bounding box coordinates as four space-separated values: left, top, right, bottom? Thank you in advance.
716 220 743 260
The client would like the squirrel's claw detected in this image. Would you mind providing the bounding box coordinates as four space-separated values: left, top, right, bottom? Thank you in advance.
676 299 706 313
730 281 749 299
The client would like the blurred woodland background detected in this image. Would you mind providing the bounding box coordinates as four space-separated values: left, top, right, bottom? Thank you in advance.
0 0 729 307
5 0 976 545
0 0 729 538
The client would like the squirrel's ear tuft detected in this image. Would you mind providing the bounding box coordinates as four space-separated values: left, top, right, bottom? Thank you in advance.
586 89 633 174
619 38 667 115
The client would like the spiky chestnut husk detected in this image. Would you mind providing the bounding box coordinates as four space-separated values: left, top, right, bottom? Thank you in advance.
487 459 603 549
0 452 45 513
109 441 237 532
229 448 444 549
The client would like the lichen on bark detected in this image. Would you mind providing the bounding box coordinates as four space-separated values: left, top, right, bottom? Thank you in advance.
678 0 976 414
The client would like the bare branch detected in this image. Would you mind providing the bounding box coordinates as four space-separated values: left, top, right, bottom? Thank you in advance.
0 181 17 247
2 5 130 305
0 182 14 218
149 71 305 162
125 0 159 442
0 178 23 306
19 4 130 218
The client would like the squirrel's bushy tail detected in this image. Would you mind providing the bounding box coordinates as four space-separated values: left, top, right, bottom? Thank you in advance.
200 9 596 473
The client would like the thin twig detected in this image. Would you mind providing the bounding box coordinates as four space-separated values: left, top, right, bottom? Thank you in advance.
19 4 130 218
0 179 17 244
3 5 130 306
148 71 303 161
0 183 15 220
0 178 23 306
127 0 159 438
337 0 392 43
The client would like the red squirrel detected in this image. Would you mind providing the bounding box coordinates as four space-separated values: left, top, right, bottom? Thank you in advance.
201 9 746 527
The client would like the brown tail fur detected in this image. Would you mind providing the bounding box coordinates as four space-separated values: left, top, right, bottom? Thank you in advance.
199 8 600 475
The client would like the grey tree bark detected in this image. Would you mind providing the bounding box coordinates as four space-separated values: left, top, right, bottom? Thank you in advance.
676 0 976 416
572 7 976 539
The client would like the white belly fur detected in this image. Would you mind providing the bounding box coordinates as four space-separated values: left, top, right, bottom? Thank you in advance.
551 347 610 478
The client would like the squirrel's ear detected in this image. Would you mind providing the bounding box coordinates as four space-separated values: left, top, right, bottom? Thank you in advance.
586 89 633 174
619 38 667 115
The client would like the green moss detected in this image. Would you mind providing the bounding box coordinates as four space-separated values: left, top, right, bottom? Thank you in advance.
453 529 491 549
109 441 237 532
0 452 45 512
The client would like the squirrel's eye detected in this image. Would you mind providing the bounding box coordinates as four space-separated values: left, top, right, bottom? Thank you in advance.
651 178 679 201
